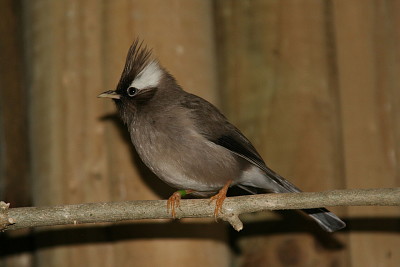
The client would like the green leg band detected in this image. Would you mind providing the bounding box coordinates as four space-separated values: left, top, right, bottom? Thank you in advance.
177 190 188 197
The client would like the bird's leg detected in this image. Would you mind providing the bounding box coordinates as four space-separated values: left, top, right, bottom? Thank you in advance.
209 180 232 219
167 189 194 218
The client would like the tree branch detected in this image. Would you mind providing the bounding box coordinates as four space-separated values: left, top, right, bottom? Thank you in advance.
1 188 399 232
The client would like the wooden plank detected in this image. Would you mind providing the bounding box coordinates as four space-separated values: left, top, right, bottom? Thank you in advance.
0 0 33 266
333 1 400 266
102 1 228 266
215 0 348 266
24 0 114 266
22 0 228 266
0 0 31 208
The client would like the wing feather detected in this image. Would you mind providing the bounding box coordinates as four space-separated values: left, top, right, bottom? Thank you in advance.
180 93 300 193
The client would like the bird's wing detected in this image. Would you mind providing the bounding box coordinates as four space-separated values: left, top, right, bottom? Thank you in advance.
180 93 300 193
180 93 346 232
213 133 301 192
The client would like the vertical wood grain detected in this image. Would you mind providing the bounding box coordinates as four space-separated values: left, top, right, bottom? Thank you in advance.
215 0 347 266
0 0 33 266
23 0 228 266
102 1 228 266
333 1 400 266
25 0 114 266
3 0 399 266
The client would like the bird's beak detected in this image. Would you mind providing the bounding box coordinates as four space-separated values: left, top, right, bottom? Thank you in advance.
98 90 121 100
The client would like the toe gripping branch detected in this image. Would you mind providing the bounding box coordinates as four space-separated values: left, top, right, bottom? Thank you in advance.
167 189 194 218
166 180 236 227
209 180 232 219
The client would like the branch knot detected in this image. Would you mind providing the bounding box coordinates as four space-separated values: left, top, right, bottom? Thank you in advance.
0 201 15 231
220 212 243 231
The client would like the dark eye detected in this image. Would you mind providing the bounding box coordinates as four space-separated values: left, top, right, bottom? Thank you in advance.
127 87 138 97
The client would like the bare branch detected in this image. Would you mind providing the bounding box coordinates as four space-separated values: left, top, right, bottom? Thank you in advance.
1 188 399 232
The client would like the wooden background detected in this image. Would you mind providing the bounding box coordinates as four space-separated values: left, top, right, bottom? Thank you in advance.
1 0 399 266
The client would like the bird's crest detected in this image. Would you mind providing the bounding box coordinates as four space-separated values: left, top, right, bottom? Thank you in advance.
117 39 153 92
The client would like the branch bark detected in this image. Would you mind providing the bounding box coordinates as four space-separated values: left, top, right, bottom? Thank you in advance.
1 188 399 232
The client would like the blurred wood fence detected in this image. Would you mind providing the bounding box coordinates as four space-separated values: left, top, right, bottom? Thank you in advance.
1 0 399 266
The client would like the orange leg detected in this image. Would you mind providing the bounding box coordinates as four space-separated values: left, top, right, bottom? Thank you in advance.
209 180 232 219
167 189 194 218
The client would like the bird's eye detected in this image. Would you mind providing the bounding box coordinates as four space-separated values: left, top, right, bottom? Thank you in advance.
127 87 138 97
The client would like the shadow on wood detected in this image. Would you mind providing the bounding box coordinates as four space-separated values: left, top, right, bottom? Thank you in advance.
1 216 399 257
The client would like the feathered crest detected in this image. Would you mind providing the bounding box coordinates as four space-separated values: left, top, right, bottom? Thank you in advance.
117 39 152 92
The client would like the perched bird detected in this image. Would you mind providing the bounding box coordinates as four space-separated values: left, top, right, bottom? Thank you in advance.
99 40 346 232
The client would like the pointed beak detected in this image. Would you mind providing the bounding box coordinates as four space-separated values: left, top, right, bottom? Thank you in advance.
98 90 121 100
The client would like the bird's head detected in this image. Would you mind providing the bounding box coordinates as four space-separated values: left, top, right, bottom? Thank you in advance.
98 40 177 123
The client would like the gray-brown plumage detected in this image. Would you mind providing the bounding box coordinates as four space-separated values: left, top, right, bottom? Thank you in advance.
99 40 346 232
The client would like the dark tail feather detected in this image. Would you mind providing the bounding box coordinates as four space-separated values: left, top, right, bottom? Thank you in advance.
260 167 346 232
238 164 346 232
303 208 346 232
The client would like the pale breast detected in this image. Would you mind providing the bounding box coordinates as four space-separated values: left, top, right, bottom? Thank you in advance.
129 113 242 192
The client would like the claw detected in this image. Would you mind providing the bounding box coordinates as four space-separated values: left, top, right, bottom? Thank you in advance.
167 191 182 218
209 180 232 220
167 189 194 218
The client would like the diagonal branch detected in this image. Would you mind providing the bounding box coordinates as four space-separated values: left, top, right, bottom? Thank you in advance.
1 188 399 232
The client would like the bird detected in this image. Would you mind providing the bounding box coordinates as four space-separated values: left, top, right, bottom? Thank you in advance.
98 39 346 232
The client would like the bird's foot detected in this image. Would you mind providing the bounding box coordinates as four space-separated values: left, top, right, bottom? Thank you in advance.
167 189 194 218
209 180 232 220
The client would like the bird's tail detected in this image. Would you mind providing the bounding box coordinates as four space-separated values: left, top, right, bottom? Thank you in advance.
240 164 346 232
261 165 346 232
302 208 346 232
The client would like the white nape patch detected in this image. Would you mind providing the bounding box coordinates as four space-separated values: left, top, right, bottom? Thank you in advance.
130 61 162 89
